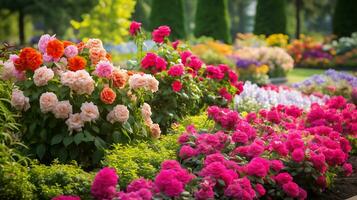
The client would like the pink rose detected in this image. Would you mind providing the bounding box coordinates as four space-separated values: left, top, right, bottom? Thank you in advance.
80 102 99 122
152 26 171 43
168 64 184 77
107 105 129 123
33 66 54 86
66 113 84 133
172 80 182 92
129 21 141 36
53 100 72 119
39 92 58 113
11 89 30 111
150 123 161 139
141 103 153 125
64 45 78 58
95 60 114 78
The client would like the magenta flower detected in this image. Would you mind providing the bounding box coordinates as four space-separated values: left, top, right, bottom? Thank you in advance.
152 25 171 43
129 21 141 36
167 64 184 77
91 167 118 200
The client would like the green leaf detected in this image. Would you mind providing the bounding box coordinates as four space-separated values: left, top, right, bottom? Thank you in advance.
123 122 133 133
94 137 106 149
92 150 104 165
63 136 73 147
36 144 46 159
58 148 68 162
74 132 84 145
92 126 100 133
112 131 121 143
51 134 63 145
40 129 47 140
84 130 94 142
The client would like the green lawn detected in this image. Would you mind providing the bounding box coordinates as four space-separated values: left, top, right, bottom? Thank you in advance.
287 68 325 83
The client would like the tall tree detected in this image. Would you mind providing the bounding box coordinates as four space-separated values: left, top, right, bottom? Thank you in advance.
150 0 186 39
333 0 357 37
194 0 231 43
71 0 136 44
132 0 151 30
254 0 287 35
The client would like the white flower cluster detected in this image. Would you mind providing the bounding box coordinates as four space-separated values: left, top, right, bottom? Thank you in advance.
234 82 328 110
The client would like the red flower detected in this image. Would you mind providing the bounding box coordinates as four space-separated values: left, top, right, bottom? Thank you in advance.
129 21 142 36
14 47 43 71
100 87 116 104
68 56 87 71
172 80 182 92
152 25 171 43
168 64 184 77
46 39 64 58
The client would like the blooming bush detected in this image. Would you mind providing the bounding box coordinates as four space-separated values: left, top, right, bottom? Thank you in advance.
233 57 270 85
0 35 161 166
293 69 357 100
128 22 243 132
234 46 294 78
266 34 289 47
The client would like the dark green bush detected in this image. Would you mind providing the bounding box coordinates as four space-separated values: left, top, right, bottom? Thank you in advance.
29 161 94 200
103 134 179 187
254 0 287 35
333 0 357 37
150 0 186 39
194 0 231 43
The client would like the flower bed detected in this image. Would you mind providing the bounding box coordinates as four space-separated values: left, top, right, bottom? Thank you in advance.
52 96 356 200
235 81 327 111
292 69 357 101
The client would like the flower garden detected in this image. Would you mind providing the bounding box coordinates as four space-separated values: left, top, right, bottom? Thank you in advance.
1 0 357 199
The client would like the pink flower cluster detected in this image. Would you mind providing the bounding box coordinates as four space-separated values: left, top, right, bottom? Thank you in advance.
91 167 118 200
141 53 167 74
152 26 171 43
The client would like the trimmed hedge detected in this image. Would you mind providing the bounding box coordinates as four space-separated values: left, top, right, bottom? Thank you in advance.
150 0 186 39
254 0 287 35
333 0 357 37
194 0 231 43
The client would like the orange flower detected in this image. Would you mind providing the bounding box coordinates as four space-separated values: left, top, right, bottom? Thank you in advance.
63 40 74 48
14 47 43 71
112 70 128 88
46 39 64 58
106 53 112 61
68 56 87 71
100 87 116 104
77 41 86 52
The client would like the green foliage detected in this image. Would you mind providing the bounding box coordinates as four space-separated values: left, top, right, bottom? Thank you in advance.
71 0 136 44
171 113 213 134
194 0 231 43
103 134 179 187
132 0 151 30
333 0 357 37
0 144 35 200
29 161 94 200
254 0 287 35
150 0 186 39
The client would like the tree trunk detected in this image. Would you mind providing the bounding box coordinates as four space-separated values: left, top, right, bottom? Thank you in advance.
295 0 301 39
19 9 25 45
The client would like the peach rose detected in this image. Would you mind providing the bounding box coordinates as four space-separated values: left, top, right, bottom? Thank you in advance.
33 66 54 86
150 123 161 139
100 87 116 104
141 103 152 125
128 74 147 90
60 71 76 86
80 102 100 122
39 92 58 113
66 113 84 133
89 47 107 65
106 104 129 124
86 38 103 49
146 75 159 92
0 60 15 80
112 69 128 88
11 89 30 111
53 100 72 119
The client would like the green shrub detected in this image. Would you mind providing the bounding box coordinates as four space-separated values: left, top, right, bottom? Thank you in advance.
194 0 231 43
254 0 287 35
150 0 186 39
171 113 214 134
0 144 35 200
103 134 179 187
333 0 357 37
29 161 94 200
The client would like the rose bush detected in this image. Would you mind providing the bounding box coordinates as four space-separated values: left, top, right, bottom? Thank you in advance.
128 22 243 132
0 36 161 167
